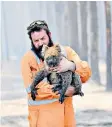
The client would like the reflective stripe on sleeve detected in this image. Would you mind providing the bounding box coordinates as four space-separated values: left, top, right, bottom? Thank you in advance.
26 85 31 93
28 98 58 106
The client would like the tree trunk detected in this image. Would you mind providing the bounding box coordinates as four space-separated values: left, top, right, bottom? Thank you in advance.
90 2 101 84
80 2 88 61
54 2 65 45
61 2 70 46
105 1 112 91
68 2 80 55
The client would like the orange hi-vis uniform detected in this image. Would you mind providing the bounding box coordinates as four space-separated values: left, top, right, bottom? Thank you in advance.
21 46 91 127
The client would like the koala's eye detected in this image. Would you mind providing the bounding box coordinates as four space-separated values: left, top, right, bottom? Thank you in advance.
46 57 49 61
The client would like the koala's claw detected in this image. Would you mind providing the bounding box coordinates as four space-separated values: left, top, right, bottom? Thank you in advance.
59 94 65 104
56 90 61 95
52 85 62 93
52 87 57 93
80 92 84 96
31 88 39 101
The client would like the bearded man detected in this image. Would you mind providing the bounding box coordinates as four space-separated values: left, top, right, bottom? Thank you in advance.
21 20 91 127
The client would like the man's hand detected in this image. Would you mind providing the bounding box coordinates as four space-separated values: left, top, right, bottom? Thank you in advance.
65 86 75 97
49 56 75 73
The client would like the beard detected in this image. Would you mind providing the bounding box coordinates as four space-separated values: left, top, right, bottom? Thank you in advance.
31 36 54 61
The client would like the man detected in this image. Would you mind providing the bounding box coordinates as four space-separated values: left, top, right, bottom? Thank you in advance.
21 20 91 127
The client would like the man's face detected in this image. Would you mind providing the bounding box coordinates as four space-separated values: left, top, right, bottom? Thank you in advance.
31 29 50 49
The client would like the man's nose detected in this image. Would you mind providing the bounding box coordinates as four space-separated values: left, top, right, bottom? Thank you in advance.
38 40 43 46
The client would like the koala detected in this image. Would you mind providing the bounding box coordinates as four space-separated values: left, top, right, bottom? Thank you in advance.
30 44 84 103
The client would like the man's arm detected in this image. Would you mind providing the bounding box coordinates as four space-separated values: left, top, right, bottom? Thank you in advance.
21 56 34 93
21 56 49 100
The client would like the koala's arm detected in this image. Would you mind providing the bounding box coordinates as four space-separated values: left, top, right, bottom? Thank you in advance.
65 46 92 83
30 69 48 89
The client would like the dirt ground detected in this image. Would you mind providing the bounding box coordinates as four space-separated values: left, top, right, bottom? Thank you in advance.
74 82 112 127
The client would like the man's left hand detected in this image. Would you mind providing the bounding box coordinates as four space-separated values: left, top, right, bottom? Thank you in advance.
65 86 75 97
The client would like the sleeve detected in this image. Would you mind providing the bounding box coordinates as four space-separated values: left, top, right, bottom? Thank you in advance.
65 46 92 83
21 56 33 93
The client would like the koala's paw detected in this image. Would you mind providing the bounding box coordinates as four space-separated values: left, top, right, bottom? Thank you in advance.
52 87 58 93
55 90 62 95
59 94 65 104
52 85 62 93
80 92 84 96
31 88 39 101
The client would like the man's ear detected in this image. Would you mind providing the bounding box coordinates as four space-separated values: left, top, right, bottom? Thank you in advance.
41 45 49 57
48 32 51 37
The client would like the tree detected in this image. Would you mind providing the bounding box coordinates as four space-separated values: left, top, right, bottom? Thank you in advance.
80 2 88 61
68 2 80 55
105 1 112 91
90 2 101 84
54 1 65 45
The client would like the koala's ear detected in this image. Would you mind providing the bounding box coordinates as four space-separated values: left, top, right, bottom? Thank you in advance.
42 45 49 57
55 44 61 53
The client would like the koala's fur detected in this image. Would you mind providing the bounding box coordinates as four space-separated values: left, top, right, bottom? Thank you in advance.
30 44 84 103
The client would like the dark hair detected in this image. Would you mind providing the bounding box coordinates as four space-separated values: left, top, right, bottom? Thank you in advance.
27 22 53 60
27 20 50 39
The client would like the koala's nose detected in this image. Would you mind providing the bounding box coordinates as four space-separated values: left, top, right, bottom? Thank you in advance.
49 61 53 65
48 61 54 67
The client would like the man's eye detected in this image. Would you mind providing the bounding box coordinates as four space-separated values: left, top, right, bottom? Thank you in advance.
41 38 45 40
34 40 39 43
